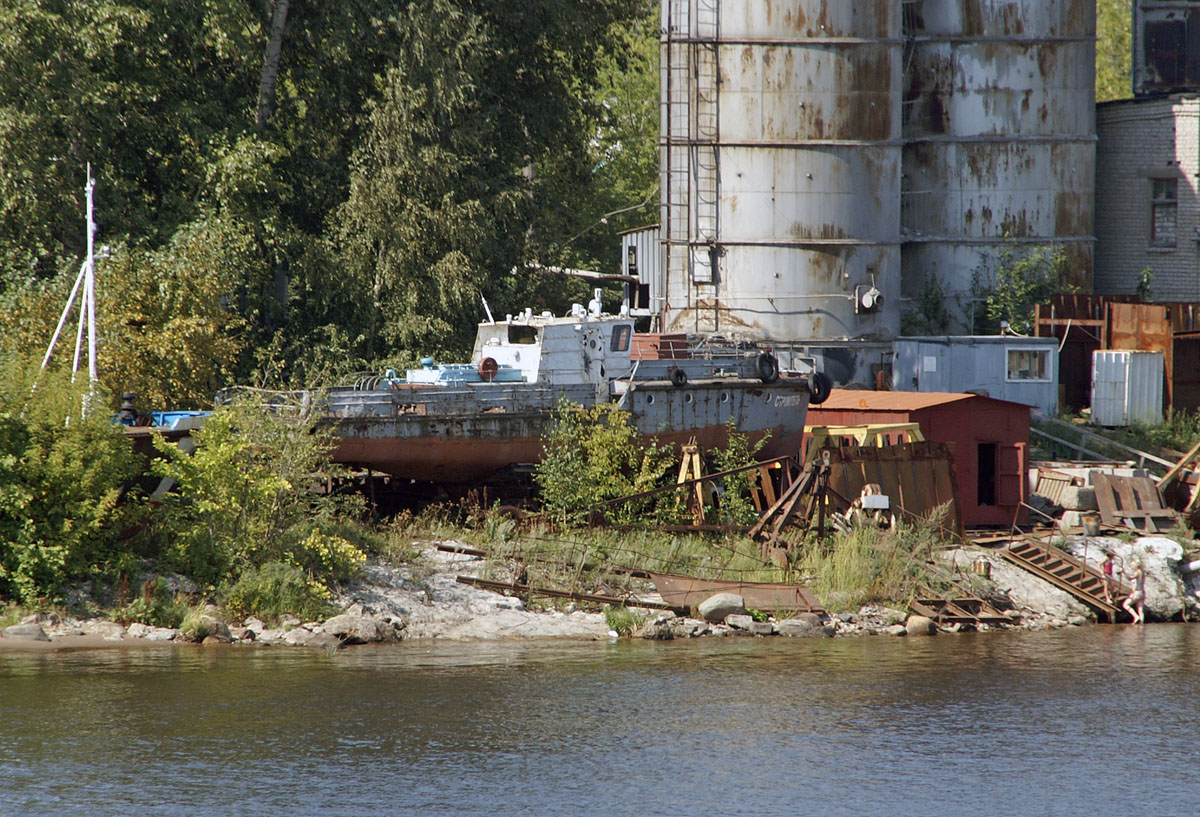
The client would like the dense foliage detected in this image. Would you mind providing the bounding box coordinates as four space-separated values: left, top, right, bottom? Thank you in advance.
150 393 366 589
0 0 656 402
0 362 142 604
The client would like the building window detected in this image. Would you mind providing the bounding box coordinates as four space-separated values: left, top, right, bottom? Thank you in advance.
1006 347 1051 382
1151 178 1177 246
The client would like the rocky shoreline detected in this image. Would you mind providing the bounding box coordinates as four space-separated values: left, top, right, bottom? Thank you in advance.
3 534 1197 651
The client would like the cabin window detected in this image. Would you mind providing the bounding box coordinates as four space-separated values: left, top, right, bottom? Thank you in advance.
1006 347 1050 382
507 325 538 344
610 324 632 352
1151 178 1178 247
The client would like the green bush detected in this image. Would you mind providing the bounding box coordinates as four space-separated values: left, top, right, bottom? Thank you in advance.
0 359 143 604
222 562 336 625
150 393 366 588
116 577 189 628
534 400 674 524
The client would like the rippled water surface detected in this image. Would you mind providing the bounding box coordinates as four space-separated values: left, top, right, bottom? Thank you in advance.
2 625 1198 816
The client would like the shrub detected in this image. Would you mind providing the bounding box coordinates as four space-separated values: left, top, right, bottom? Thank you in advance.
179 608 212 642
222 562 335 625
603 604 644 635
534 400 674 524
116 577 189 628
710 419 770 525
150 393 366 588
0 358 143 604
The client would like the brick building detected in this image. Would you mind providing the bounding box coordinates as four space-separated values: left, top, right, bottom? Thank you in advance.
1095 95 1200 300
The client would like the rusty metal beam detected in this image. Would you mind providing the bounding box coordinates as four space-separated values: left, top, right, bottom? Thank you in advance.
455 576 684 613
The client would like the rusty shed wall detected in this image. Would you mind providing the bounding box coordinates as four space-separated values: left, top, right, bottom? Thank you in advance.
900 0 1096 324
660 0 902 343
806 391 1030 527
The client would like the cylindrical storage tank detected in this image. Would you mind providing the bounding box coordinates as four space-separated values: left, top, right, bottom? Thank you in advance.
901 0 1096 323
660 0 902 342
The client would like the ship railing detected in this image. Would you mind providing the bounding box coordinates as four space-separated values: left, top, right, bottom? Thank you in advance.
322 382 599 418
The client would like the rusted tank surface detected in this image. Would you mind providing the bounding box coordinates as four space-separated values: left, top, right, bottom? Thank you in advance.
1133 1 1200 96
901 0 1096 316
659 0 902 343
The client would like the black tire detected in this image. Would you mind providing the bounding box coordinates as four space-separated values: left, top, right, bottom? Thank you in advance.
806 371 833 405
755 352 779 384
669 367 688 387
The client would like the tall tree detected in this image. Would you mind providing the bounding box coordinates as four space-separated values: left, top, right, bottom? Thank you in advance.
1097 0 1133 103
334 0 643 359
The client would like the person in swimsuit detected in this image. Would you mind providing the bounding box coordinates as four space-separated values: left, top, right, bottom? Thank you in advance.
1122 561 1146 624
1101 551 1116 604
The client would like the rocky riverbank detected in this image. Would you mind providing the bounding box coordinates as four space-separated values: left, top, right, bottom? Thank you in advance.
3 534 1197 650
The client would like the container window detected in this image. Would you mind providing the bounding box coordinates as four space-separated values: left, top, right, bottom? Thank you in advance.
610 324 632 352
507 325 538 344
1006 347 1051 382
1151 178 1178 246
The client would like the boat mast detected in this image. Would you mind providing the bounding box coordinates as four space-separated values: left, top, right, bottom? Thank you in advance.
40 164 103 411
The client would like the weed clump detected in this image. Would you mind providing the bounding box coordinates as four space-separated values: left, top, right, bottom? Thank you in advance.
222 562 336 626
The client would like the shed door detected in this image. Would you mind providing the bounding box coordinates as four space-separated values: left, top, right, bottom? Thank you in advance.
996 443 1025 506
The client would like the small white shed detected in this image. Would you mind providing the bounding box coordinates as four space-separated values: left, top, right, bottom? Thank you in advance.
1091 350 1164 426
892 336 1059 415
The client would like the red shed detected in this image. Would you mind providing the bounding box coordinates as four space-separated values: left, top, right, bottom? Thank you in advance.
805 391 1030 528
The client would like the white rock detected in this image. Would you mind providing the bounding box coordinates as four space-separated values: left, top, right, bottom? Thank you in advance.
3 623 49 642
699 593 746 622
905 615 936 636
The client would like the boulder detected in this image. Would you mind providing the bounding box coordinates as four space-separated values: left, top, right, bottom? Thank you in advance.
3 623 49 642
885 624 908 636
283 628 342 649
776 619 815 637
127 623 178 641
86 620 126 640
794 612 824 628
747 621 775 636
633 621 675 640
1059 485 1098 511
229 626 256 642
698 593 746 623
21 612 59 627
256 628 287 644
199 616 232 643
905 615 937 636
322 613 390 645
725 613 754 630
243 617 266 634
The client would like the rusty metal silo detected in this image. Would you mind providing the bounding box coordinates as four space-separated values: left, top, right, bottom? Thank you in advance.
659 0 903 344
900 0 1096 323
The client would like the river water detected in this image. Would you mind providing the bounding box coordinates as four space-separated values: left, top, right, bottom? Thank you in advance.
1 625 1197 816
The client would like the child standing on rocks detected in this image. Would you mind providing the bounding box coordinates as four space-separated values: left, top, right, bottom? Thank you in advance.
1122 560 1146 624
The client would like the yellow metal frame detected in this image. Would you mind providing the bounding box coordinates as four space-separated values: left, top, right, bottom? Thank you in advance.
803 423 925 460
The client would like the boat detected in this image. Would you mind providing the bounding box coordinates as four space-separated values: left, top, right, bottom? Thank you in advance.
323 297 830 483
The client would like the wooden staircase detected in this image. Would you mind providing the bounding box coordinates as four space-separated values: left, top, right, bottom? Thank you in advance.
909 586 1012 627
998 539 1128 622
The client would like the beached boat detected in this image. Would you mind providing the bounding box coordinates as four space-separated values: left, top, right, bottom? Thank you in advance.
324 301 830 483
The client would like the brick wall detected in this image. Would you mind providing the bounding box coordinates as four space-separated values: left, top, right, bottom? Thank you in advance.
1095 95 1200 301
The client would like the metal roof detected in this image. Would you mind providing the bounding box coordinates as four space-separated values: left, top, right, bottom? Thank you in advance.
811 390 983 412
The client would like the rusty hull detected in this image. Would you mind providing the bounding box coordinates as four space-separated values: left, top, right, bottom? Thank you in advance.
326 377 810 483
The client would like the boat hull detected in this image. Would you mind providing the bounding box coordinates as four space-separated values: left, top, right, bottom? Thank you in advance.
326 377 810 483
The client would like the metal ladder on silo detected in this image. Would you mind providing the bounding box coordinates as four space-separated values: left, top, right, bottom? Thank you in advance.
690 0 719 285
663 0 692 292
